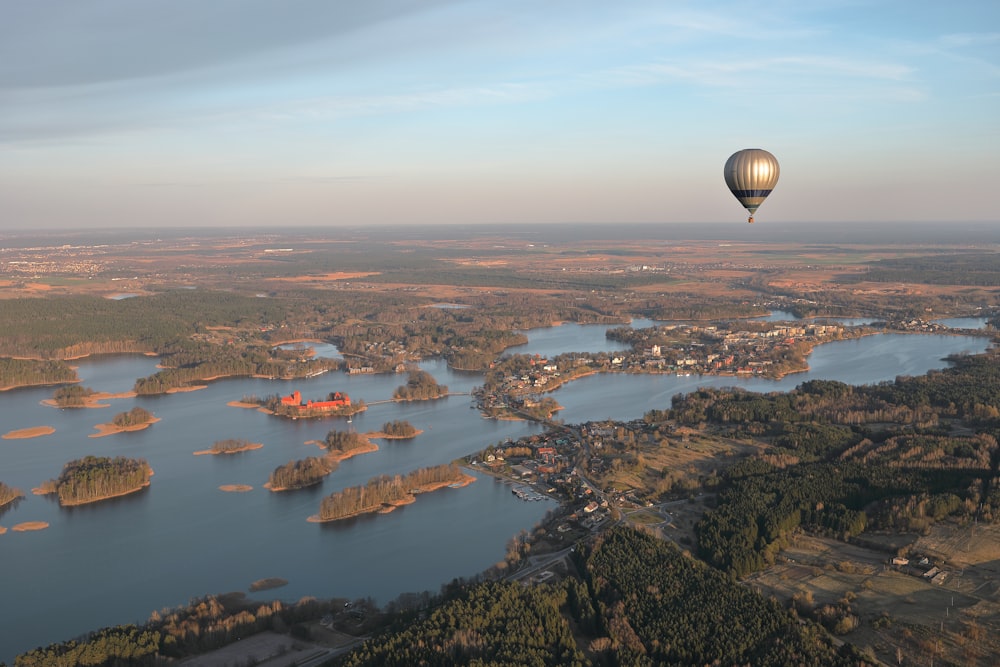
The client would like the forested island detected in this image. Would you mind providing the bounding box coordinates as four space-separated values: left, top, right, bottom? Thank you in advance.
91 407 157 437
251 391 366 419
321 429 378 460
392 369 448 401
379 420 419 438
50 385 99 408
35 456 153 506
266 456 337 491
311 464 473 522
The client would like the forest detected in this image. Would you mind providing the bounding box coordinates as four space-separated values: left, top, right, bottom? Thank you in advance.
316 464 468 522
641 350 1000 577
0 357 76 389
335 526 870 666
38 456 153 507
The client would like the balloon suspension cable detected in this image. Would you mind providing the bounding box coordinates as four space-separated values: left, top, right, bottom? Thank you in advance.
747 215 754 224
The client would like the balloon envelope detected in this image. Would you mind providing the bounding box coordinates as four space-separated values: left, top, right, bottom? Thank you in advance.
724 149 779 218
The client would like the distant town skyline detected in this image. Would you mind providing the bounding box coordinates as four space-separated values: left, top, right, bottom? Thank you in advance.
1 1 997 230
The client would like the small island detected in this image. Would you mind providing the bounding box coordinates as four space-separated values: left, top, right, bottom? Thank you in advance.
319 429 379 461
392 369 449 401
90 407 159 437
248 577 288 592
265 456 337 492
219 484 253 493
373 420 422 439
248 390 366 419
36 455 153 506
309 464 474 523
2 426 55 440
50 385 99 408
12 521 49 532
194 438 264 456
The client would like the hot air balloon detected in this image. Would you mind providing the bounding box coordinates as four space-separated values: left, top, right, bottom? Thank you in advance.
724 148 779 223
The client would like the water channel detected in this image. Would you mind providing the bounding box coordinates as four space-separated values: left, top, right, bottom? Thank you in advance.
0 317 993 659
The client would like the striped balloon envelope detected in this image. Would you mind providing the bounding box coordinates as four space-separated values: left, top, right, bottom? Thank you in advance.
723 148 779 223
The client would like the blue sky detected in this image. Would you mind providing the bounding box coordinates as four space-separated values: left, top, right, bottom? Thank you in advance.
1 0 997 229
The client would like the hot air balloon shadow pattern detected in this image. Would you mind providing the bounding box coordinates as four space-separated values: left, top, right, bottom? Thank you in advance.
724 148 779 223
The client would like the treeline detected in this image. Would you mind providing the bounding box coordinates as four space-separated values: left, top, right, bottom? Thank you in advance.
111 407 154 428
0 358 76 389
0 291 291 359
134 341 342 395
317 464 466 522
268 457 337 491
382 420 417 437
839 252 1000 287
14 594 335 667
392 370 447 401
52 385 97 407
0 481 25 516
43 456 153 506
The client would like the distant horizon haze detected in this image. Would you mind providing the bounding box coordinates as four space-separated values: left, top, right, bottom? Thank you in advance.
1 221 998 247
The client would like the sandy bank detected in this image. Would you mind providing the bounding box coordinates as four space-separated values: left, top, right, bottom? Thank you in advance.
220 484 253 492
249 577 288 592
304 439 379 461
366 429 424 440
41 391 135 410
0 526 5 535
89 417 161 438
2 426 55 440
194 443 264 456
227 400 259 409
12 521 49 532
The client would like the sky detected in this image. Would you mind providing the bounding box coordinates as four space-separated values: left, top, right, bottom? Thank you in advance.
1 0 998 230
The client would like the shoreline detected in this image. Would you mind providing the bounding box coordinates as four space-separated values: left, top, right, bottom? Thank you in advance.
32 477 153 506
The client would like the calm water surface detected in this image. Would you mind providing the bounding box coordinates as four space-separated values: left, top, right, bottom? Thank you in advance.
0 324 993 660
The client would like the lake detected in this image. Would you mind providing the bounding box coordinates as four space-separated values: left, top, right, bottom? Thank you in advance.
0 322 993 660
